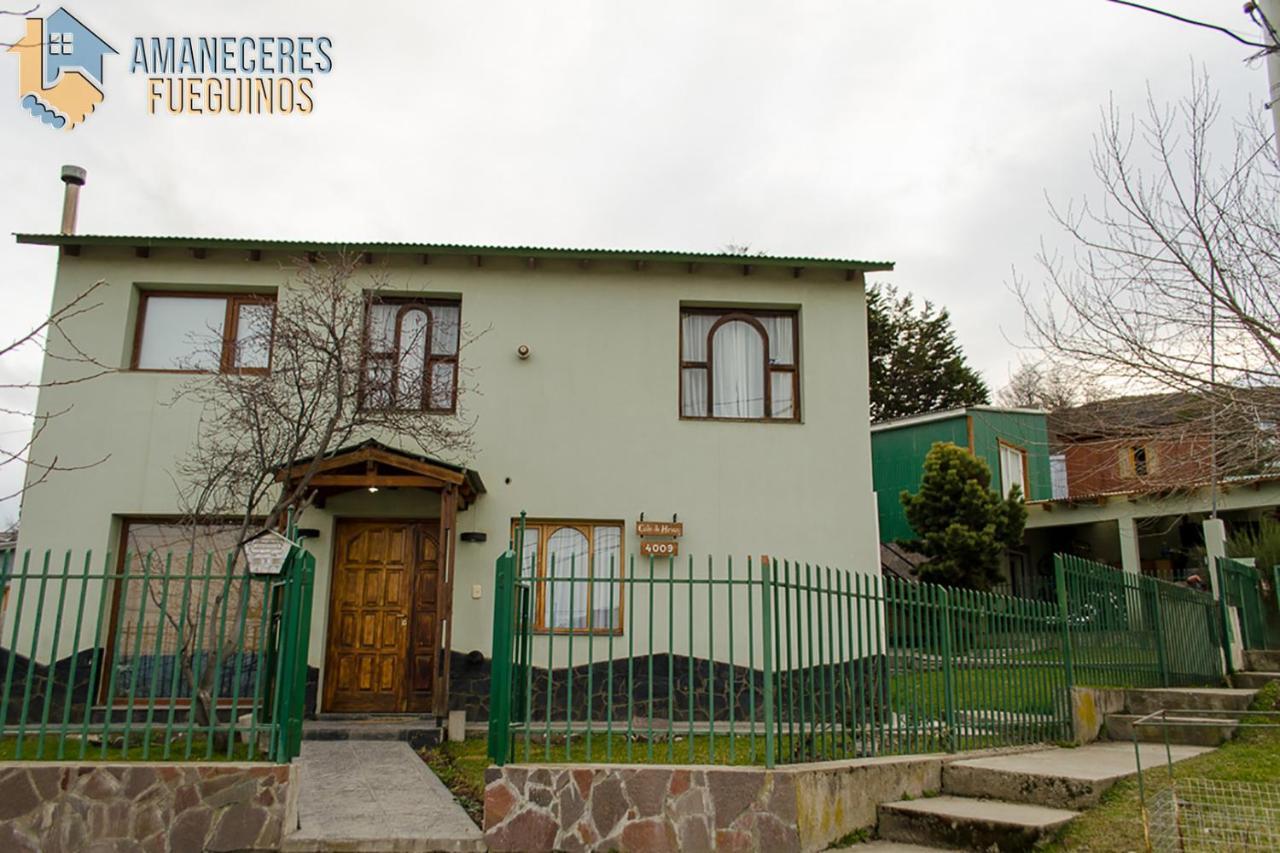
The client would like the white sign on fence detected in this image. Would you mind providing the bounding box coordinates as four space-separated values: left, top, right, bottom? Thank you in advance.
243 530 295 576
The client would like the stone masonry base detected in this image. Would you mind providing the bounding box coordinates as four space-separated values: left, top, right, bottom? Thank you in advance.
0 761 296 852
484 753 947 852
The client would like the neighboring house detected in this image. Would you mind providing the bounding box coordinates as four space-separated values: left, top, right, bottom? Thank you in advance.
870 406 1052 543
1020 393 1280 589
6 184 891 719
869 406 1051 597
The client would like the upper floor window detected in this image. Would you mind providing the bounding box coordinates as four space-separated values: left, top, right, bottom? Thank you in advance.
361 298 460 413
133 292 275 373
998 441 1028 498
1122 444 1155 478
680 307 799 421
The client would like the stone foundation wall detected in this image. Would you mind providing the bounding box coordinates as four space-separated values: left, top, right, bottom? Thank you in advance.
0 761 295 852
484 754 944 852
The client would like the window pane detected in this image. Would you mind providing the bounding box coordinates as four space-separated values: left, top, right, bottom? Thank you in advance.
519 527 538 578
771 370 794 419
364 360 393 408
761 315 795 366
430 304 460 356
682 367 707 417
396 309 430 407
137 296 226 370
1000 445 1025 497
681 313 717 362
592 526 621 630
233 303 274 369
367 303 397 352
711 320 765 418
429 361 456 410
546 528 589 630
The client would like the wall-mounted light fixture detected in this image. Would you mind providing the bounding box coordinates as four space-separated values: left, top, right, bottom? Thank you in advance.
460 532 488 543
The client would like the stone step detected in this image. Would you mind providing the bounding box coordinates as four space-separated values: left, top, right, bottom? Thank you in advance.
1105 713 1237 747
1230 671 1280 690
941 742 1212 810
1123 687 1255 715
1244 649 1280 672
877 795 1078 852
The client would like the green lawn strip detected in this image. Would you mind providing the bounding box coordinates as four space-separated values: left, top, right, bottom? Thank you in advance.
0 733 260 761
1050 681 1280 852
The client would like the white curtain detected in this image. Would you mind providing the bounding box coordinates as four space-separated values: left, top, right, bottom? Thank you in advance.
546 527 589 629
429 304 460 355
233 303 274 369
711 321 765 418
681 313 716 362
681 368 707 417
771 371 794 418
760 315 794 365
136 296 226 370
396 309 430 406
591 526 621 629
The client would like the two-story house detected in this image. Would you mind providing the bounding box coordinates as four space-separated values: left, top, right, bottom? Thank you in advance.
6 169 892 719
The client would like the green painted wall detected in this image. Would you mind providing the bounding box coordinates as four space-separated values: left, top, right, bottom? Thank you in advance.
871 408 1052 543
871 415 968 543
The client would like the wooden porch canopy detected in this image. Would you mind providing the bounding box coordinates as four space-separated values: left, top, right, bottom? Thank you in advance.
277 439 485 508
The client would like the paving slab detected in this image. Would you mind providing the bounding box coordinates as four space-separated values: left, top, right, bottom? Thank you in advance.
831 843 956 852
879 795 1078 851
282 741 485 853
942 741 1210 809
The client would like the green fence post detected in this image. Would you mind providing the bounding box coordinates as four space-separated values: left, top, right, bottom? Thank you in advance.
287 551 316 761
1054 556 1075 694
1150 582 1170 688
761 556 775 768
1215 558 1235 675
938 586 957 753
487 550 516 766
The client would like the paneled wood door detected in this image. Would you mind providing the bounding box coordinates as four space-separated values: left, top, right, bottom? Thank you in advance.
324 519 440 712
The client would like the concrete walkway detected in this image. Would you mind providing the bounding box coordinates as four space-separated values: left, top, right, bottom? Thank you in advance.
282 741 485 853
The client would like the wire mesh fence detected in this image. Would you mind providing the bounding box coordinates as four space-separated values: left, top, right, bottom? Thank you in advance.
1147 778 1280 852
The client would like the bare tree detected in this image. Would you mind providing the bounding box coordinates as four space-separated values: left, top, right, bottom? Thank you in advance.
137 255 481 737
1016 73 1280 486
0 279 111 503
997 360 1101 412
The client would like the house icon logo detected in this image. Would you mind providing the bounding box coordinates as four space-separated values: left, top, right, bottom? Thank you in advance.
7 7 115 131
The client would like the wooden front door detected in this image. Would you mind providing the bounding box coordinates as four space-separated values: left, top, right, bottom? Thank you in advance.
323 519 441 713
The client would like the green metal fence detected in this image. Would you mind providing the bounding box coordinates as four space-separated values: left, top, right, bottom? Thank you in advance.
0 543 314 763
1055 554 1224 688
1216 557 1269 654
488 536 1074 768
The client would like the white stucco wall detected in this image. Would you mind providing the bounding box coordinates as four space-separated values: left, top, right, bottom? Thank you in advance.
8 245 880 685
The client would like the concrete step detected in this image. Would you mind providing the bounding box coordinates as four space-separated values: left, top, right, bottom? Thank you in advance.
941 742 1212 810
1230 671 1280 689
1105 713 1237 747
1244 650 1280 672
1123 687 1255 715
878 795 1078 852
302 718 441 750
835 843 958 852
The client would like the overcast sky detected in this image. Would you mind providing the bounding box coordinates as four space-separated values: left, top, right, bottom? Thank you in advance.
0 1 1267 518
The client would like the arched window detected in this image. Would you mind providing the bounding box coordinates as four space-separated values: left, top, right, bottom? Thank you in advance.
515 519 624 634
362 298 461 412
680 308 799 421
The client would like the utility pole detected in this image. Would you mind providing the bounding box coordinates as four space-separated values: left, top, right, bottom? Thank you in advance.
1255 0 1280 159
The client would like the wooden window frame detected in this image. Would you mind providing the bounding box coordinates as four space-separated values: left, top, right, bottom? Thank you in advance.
1129 444 1152 478
678 307 800 422
511 518 626 636
360 295 461 415
997 439 1031 497
130 291 276 374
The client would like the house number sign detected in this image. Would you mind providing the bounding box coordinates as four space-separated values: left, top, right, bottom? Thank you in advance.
641 540 679 558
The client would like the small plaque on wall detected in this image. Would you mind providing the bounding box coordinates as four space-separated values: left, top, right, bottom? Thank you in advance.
636 521 683 538
640 540 679 558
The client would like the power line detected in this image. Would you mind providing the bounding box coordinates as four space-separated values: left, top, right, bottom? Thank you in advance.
1106 0 1269 49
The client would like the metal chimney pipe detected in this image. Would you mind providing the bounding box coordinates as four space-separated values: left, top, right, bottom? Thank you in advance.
59 165 87 235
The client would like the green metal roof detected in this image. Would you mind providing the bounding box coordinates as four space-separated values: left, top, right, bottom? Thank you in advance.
14 233 894 273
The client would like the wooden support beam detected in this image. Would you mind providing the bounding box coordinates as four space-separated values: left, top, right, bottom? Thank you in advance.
687 262 698 274
792 267 802 279
472 255 483 268
191 248 207 260
360 251 372 265
307 474 449 488
526 257 537 270
422 253 431 265
135 246 150 259
845 269 856 282
634 260 646 272
306 251 318 264
248 249 262 262
578 259 591 270
742 264 752 276
435 485 459 718
62 245 80 257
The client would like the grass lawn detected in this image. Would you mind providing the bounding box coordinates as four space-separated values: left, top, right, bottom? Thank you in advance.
1050 681 1280 852
0 732 266 762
